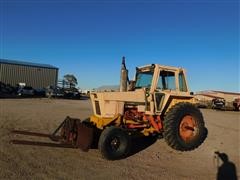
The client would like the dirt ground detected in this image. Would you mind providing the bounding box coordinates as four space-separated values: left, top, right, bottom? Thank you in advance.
0 98 239 180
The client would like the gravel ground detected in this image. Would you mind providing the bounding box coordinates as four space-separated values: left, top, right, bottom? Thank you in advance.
0 98 239 180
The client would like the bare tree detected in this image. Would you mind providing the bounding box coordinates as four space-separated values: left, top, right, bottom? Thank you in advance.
63 74 78 88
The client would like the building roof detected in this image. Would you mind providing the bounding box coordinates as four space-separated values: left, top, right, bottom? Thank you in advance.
196 90 240 96
195 93 224 99
212 90 240 96
0 59 58 69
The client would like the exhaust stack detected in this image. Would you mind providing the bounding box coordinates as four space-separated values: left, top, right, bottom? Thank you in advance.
120 56 128 92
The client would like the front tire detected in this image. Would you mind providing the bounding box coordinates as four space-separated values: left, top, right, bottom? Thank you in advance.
163 102 207 151
98 126 131 160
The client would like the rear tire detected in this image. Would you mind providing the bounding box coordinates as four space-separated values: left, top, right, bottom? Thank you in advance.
98 126 131 160
163 102 207 151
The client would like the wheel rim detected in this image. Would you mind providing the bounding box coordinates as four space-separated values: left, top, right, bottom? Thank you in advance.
110 137 120 151
179 115 197 142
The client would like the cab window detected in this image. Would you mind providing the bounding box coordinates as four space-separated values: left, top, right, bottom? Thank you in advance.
179 72 187 92
135 71 153 89
157 71 176 90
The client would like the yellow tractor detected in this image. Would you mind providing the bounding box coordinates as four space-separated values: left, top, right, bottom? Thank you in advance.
56 57 207 160
12 57 207 160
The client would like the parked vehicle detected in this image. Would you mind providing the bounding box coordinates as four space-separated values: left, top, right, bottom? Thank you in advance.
17 86 35 96
45 86 64 98
0 81 17 97
212 98 225 110
63 88 81 99
34 88 46 97
233 98 240 111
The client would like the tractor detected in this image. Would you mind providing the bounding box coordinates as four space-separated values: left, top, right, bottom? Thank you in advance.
56 57 207 160
12 57 207 160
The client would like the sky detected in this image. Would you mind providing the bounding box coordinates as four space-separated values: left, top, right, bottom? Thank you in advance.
0 0 239 92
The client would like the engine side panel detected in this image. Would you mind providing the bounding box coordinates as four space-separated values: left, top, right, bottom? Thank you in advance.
90 90 146 118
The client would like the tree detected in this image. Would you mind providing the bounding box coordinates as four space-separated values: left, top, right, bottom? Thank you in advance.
63 74 78 88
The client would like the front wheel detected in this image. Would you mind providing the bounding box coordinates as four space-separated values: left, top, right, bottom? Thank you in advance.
163 102 207 151
98 126 131 160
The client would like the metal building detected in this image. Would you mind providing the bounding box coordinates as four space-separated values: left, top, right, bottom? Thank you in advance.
0 59 58 88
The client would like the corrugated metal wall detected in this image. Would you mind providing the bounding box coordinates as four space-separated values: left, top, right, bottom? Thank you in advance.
0 63 58 88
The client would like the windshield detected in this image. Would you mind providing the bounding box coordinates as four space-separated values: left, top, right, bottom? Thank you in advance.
135 71 153 89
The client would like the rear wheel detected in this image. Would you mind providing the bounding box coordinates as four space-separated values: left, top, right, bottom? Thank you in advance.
163 102 207 151
98 126 131 160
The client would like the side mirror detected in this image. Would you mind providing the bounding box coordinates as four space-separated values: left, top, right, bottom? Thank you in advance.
190 92 194 95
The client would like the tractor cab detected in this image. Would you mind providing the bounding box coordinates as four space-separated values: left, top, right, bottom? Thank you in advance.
134 64 189 94
132 64 194 114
